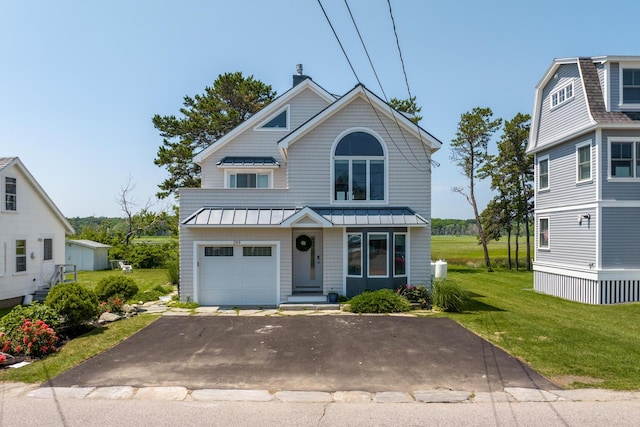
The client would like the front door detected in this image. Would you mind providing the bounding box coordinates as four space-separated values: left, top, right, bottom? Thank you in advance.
292 230 323 293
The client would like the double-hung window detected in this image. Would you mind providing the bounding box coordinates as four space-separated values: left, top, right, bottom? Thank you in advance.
538 156 549 190
15 239 26 272
5 177 16 211
333 131 386 202
538 218 549 250
43 238 53 261
609 140 640 178
576 142 592 182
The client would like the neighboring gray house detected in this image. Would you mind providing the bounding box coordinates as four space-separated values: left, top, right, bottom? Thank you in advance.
527 56 640 304
66 239 111 271
178 69 442 306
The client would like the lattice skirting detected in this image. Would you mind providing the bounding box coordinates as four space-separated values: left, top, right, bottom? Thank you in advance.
534 271 640 304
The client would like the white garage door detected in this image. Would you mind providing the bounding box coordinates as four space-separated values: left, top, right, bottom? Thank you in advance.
198 244 277 306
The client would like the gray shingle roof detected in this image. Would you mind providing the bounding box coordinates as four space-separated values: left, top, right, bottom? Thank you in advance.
0 157 17 171
579 58 640 124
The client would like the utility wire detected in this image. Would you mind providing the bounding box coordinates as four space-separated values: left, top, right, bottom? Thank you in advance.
316 0 360 82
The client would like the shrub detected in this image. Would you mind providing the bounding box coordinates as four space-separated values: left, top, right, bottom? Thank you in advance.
110 241 178 269
132 284 173 303
431 279 470 312
95 275 139 301
45 283 99 328
348 289 412 313
1 319 58 357
396 284 431 308
165 259 179 285
0 302 60 337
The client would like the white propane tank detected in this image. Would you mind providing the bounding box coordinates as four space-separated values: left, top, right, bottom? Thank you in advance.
435 259 448 279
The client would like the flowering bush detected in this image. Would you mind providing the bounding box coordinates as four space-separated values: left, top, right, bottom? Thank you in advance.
1 319 58 358
100 296 124 314
396 284 431 308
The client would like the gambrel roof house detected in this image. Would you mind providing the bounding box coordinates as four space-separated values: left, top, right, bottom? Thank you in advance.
527 56 640 304
0 157 74 307
179 69 442 307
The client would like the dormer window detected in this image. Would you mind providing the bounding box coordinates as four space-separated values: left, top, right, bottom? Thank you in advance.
622 68 640 105
332 131 386 202
550 82 573 109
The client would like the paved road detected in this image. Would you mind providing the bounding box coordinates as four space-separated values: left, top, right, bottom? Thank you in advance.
49 316 555 392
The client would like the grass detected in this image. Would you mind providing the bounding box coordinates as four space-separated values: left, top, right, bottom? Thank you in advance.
433 266 640 390
0 314 159 383
76 268 170 292
432 235 532 268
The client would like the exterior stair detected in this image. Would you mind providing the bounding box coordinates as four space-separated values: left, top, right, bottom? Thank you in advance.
32 264 77 302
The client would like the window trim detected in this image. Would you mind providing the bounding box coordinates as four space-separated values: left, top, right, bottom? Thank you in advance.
550 81 574 109
254 105 290 131
576 141 592 183
607 137 640 181
393 232 407 278
330 128 388 205
538 217 550 250
367 232 389 278
619 64 640 108
15 238 27 274
4 175 17 212
537 155 550 191
43 237 53 262
224 169 274 189
346 232 363 278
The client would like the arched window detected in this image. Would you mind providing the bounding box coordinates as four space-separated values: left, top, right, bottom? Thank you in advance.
333 131 385 202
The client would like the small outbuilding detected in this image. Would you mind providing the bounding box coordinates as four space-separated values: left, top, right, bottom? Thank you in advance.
66 239 111 271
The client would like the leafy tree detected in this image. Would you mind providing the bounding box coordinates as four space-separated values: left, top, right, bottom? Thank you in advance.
450 107 502 272
153 72 277 198
389 96 423 124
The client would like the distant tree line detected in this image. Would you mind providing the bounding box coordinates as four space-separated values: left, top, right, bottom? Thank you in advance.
431 219 478 236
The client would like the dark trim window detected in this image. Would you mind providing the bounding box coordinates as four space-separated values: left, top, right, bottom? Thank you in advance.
538 218 549 249
262 110 287 128
538 157 549 190
16 239 26 272
347 233 362 277
393 233 407 277
622 68 640 104
229 172 269 188
610 141 640 178
43 238 53 261
204 247 233 257
333 131 385 202
5 177 16 211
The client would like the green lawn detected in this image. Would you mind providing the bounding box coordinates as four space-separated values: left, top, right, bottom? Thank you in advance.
432 235 532 268
76 268 171 293
436 267 640 390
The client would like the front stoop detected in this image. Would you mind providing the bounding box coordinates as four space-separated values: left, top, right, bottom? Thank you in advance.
279 303 341 311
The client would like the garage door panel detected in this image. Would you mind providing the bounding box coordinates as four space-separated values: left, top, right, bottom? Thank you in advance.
198 244 277 306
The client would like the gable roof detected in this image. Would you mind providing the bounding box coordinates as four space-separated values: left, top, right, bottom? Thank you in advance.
193 78 335 164
528 56 640 153
278 84 442 155
66 239 112 249
0 157 74 234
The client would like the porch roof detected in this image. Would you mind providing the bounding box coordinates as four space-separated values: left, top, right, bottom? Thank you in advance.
216 156 280 167
182 207 428 227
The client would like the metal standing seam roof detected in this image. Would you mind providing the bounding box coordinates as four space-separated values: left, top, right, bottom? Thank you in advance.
182 207 428 226
216 157 280 167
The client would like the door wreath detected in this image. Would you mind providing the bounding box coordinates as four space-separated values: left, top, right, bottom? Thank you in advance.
295 235 312 251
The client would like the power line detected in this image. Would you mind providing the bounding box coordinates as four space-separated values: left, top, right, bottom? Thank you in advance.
387 0 412 101
316 0 360 82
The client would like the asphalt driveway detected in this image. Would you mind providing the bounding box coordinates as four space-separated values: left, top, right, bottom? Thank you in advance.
49 316 556 392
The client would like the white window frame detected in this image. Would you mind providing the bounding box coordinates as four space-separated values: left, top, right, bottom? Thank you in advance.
254 105 290 131
224 169 274 189
3 175 17 212
15 238 27 274
393 232 407 278
607 137 640 181
550 81 574 109
346 232 363 278
538 218 550 250
331 128 388 205
576 141 592 183
619 64 640 108
367 233 388 278
537 155 550 191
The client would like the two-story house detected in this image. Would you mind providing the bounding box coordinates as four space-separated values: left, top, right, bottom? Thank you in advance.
179 69 442 306
527 56 640 304
0 157 74 307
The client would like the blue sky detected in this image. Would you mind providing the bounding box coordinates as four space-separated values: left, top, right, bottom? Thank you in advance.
2 0 639 219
